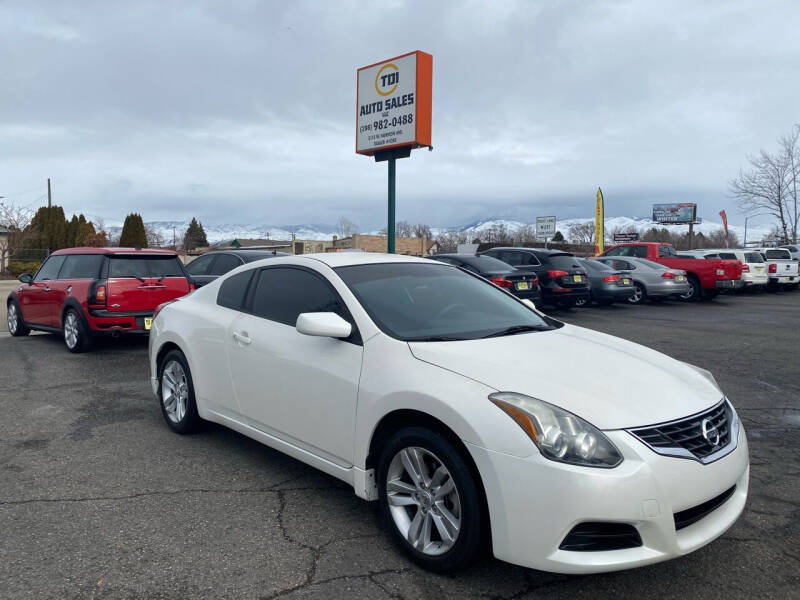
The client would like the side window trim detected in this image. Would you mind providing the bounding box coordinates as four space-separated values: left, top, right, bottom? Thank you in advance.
245 264 362 345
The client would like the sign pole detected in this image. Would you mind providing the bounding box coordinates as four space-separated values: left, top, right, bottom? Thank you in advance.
387 157 396 254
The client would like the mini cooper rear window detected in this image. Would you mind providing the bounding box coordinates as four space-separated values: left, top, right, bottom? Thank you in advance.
109 256 185 278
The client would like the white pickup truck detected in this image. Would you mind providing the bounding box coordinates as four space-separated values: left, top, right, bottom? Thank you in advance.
754 248 800 290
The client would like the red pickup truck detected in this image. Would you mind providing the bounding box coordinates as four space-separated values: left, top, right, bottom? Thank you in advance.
601 242 742 301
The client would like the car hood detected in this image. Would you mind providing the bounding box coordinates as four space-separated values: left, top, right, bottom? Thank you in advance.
408 324 721 430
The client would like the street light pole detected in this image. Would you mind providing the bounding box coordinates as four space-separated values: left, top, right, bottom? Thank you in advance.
743 212 772 247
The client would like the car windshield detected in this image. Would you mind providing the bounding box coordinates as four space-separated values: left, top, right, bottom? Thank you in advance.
765 249 790 260
335 263 560 341
635 258 668 270
446 255 514 273
583 259 614 272
745 252 764 263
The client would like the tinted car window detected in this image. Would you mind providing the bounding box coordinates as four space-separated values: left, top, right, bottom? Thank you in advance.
217 270 254 310
546 254 583 270
109 256 185 278
583 259 614 272
336 263 558 341
765 249 790 260
34 255 67 281
657 245 676 257
636 258 667 270
59 254 104 279
745 252 764 263
184 254 215 275
251 268 342 326
718 253 737 260
460 255 515 273
209 254 242 275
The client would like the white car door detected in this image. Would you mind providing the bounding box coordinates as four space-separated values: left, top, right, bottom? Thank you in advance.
226 265 363 467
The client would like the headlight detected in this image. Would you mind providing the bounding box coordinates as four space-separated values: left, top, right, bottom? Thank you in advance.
490 392 622 468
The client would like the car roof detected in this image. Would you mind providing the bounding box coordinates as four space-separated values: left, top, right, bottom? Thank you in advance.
273 252 432 268
50 247 178 256
212 249 289 258
487 247 573 256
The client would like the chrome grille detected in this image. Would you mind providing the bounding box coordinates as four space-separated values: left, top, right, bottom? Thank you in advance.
627 399 739 464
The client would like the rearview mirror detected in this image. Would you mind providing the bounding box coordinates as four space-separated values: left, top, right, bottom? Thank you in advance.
18 273 33 284
296 312 352 339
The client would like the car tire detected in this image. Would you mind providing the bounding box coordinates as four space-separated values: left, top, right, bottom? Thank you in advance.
377 426 484 573
679 276 701 302
628 282 647 304
7 300 30 337
574 298 588 307
63 309 92 353
158 349 202 434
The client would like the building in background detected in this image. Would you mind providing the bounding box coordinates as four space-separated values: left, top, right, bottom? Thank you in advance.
330 234 435 256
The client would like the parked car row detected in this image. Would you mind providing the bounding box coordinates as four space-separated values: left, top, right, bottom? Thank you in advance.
3 246 755 575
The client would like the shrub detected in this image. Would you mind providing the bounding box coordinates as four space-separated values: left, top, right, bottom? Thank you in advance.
6 261 41 277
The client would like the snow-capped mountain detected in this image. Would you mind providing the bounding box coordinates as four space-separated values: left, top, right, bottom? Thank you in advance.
104 216 775 246
439 216 773 244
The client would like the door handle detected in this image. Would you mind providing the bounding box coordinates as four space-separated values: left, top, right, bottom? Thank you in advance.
44 286 51 292
233 331 252 345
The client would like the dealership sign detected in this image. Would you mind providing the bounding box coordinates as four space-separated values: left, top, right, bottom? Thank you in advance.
356 51 432 155
536 216 556 240
613 232 640 242
652 203 697 224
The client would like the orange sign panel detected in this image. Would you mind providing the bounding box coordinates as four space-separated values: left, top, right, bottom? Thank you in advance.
356 51 432 155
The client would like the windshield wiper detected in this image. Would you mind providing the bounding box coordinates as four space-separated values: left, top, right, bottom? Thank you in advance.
481 324 550 338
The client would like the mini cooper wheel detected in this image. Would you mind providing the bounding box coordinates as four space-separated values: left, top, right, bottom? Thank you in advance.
378 427 484 572
7 301 30 337
628 282 646 304
63 309 91 353
158 349 201 434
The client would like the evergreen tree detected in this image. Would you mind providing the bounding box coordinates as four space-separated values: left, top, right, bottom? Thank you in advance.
119 213 148 248
552 230 565 242
183 217 208 250
68 215 80 246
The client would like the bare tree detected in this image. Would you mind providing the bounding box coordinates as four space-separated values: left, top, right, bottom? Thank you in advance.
145 223 165 247
434 231 470 253
729 136 794 243
0 199 34 271
395 220 413 238
336 217 359 238
411 223 432 239
780 124 799 243
568 222 595 244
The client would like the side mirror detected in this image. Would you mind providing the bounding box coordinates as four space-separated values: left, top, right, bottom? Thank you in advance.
18 273 33 284
296 312 352 339
521 299 537 310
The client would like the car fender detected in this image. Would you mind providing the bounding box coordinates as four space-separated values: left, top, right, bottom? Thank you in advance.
60 298 90 330
353 334 536 472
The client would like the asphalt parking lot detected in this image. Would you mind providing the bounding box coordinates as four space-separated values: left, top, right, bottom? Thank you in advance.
1 291 798 599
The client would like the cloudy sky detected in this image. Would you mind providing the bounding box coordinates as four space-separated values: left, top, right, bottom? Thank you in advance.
2 0 798 230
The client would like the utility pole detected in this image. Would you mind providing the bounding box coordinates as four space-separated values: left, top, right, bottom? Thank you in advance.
47 178 52 208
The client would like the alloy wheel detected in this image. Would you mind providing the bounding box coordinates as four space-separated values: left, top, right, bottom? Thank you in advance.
7 304 18 334
629 285 643 304
64 312 79 349
386 446 461 556
161 360 189 423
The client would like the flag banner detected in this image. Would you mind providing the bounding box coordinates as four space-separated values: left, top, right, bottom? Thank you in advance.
719 210 729 248
595 188 605 255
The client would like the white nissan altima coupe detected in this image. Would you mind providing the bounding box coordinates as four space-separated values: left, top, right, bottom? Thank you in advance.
148 253 748 573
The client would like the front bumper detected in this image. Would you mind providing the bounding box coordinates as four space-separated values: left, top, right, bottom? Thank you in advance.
467 423 749 574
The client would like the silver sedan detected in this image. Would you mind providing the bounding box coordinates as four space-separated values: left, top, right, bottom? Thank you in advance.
594 257 691 304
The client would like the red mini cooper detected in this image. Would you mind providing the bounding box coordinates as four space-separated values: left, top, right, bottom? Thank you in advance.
6 247 192 352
